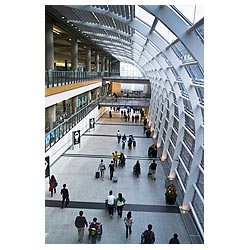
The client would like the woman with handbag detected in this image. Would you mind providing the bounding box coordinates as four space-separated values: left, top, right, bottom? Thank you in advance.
49 175 58 197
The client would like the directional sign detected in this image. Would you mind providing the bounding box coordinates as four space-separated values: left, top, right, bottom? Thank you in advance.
73 130 81 145
45 156 50 178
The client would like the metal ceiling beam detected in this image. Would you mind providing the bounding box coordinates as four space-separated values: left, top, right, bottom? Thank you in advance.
142 5 204 69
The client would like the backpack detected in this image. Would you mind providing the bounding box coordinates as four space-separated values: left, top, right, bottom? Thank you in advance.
141 230 154 244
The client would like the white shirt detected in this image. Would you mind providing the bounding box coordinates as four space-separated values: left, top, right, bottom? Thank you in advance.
107 194 116 205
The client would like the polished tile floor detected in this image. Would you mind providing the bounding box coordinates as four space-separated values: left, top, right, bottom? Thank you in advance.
45 109 192 244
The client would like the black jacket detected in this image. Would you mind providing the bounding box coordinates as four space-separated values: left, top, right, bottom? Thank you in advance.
169 238 180 244
75 216 88 228
60 188 69 198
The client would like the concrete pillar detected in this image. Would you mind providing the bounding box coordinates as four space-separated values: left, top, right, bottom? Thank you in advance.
46 105 56 131
45 21 54 71
106 58 110 73
73 96 78 113
96 52 100 72
87 48 91 72
102 56 106 72
71 38 78 71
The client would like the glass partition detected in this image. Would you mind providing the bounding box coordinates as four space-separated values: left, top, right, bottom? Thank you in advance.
45 99 99 152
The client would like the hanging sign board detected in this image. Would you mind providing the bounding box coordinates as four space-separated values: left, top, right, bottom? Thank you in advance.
89 118 95 129
73 130 81 145
45 156 50 178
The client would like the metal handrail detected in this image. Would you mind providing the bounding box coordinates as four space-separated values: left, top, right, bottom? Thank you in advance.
45 99 100 152
45 71 120 88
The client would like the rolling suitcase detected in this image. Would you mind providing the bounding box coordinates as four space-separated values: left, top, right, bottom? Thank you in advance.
95 171 100 178
112 176 118 183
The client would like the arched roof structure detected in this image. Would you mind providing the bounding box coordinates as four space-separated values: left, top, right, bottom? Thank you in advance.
46 5 204 239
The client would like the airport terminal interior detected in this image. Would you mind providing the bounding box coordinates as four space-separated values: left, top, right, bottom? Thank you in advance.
45 5 204 244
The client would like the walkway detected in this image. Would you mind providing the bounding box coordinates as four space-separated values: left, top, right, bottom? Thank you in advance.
45 109 192 244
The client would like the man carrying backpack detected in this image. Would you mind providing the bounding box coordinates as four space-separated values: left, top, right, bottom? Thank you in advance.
74 210 88 242
141 224 155 244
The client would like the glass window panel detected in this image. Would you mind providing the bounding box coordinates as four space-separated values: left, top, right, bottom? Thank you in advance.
172 42 194 62
134 30 147 43
192 192 204 230
168 142 175 158
180 145 193 170
147 41 160 54
159 112 163 122
178 82 188 97
166 155 172 168
177 161 188 188
164 118 169 130
195 87 204 104
120 62 143 77
185 114 195 134
173 117 179 131
183 99 193 114
183 130 195 153
197 171 204 196
201 150 204 168
166 109 170 119
174 105 178 118
135 6 155 27
162 128 167 141
170 130 177 145
170 67 181 81
174 5 204 24
185 65 204 83
161 103 164 112
155 20 177 43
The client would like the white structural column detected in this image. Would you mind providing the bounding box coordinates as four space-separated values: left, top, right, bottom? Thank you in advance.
71 38 78 71
166 47 204 211
45 21 54 71
87 47 91 72
143 5 204 70
96 52 100 72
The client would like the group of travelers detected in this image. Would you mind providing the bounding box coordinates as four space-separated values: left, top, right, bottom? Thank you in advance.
118 130 136 150
49 178 180 243
97 151 126 181
47 107 181 244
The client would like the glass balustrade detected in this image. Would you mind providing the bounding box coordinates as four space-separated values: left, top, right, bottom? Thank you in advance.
45 99 99 152
45 71 120 88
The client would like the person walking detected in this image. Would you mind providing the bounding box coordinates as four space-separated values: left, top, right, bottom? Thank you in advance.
124 211 133 238
60 184 69 209
116 193 126 218
113 151 119 167
108 161 115 180
49 175 58 197
98 159 106 180
149 160 157 180
169 233 180 244
107 190 116 218
141 224 155 244
117 130 121 143
75 210 88 242
119 152 126 167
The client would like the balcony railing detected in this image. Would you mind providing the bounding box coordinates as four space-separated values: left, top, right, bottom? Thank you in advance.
45 99 99 152
99 96 150 107
45 70 120 88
